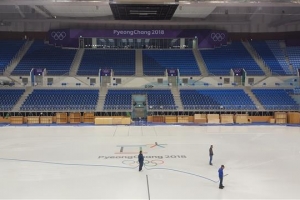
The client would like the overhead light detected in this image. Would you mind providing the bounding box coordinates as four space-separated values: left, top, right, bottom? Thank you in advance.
179 1 191 4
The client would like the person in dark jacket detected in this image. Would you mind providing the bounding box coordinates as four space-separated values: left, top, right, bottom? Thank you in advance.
209 145 213 165
218 165 225 189
138 151 144 171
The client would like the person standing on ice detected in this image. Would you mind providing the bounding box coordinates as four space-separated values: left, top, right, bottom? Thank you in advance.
218 165 225 189
209 145 213 165
138 151 144 171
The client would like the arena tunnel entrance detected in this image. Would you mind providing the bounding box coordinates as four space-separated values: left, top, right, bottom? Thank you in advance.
132 94 147 120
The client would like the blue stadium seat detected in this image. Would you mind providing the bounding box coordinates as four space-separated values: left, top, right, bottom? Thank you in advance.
104 90 177 110
20 89 99 111
180 89 257 110
12 40 76 76
78 49 135 76
0 89 25 111
250 41 290 75
252 89 299 110
143 50 200 76
200 41 264 76
286 46 300 74
0 40 25 73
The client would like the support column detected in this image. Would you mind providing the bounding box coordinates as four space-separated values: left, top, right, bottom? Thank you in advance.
180 38 185 49
92 38 97 49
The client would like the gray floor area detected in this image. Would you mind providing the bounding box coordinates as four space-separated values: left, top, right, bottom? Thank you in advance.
0 125 299 199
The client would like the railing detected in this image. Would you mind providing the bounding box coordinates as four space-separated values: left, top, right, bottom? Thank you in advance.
76 70 99 76
181 105 300 111
270 71 297 76
4 69 297 77
45 70 70 76
10 70 32 76
1 104 299 113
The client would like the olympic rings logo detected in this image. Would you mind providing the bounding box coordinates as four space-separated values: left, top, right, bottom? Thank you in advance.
51 31 67 41
122 160 164 167
210 32 225 42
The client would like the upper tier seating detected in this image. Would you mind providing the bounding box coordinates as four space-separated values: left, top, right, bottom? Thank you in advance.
104 90 176 110
143 50 200 76
180 89 256 110
12 40 76 76
78 49 135 76
0 89 25 111
252 89 299 110
0 40 25 73
265 41 292 75
286 46 300 73
200 41 264 76
20 89 99 111
250 41 289 75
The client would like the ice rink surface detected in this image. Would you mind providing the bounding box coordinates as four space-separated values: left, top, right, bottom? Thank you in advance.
0 125 300 199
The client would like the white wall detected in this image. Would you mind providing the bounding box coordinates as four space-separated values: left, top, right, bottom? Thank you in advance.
1 13 300 33
179 76 234 87
42 76 99 87
246 76 299 87
111 76 169 88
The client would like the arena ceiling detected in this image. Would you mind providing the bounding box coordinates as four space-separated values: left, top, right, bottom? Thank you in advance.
0 0 300 31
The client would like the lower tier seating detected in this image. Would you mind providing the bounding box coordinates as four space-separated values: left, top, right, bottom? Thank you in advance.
252 89 299 110
180 89 257 110
20 89 99 111
0 89 25 111
104 90 177 110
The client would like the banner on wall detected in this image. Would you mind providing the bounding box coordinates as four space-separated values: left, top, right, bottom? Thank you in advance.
48 29 228 49
167 69 178 76
34 68 44 76
100 69 111 76
233 68 243 76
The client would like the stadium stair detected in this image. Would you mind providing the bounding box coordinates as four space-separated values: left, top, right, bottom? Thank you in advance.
96 87 107 111
291 95 300 105
171 87 183 110
243 87 264 111
12 87 34 112
278 41 295 74
241 40 271 76
192 49 209 76
69 48 85 76
286 45 300 74
135 50 143 76
4 40 34 76
266 40 293 75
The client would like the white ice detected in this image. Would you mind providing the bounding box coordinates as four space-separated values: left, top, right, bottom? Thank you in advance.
0 125 300 199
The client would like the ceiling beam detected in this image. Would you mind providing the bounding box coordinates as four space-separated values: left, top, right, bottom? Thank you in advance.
15 5 25 18
269 15 300 27
1 17 251 25
29 5 51 18
248 7 261 21
0 0 300 7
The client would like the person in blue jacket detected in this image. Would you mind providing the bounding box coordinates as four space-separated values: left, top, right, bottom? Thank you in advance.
138 151 144 171
218 165 225 189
